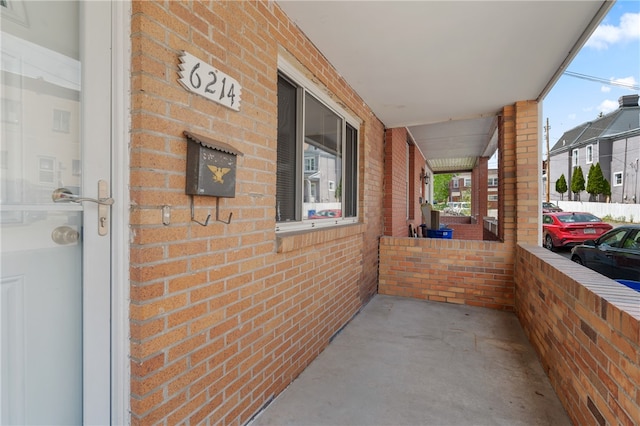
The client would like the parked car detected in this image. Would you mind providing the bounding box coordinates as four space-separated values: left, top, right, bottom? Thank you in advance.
542 202 563 213
542 212 613 251
571 225 640 283
308 209 342 219
444 202 470 215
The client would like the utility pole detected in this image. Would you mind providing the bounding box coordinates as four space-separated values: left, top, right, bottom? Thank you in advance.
633 158 639 203
544 118 550 202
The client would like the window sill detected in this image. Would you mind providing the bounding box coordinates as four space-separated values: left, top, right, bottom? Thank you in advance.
276 223 365 253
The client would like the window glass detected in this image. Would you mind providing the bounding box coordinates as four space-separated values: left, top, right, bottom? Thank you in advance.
599 229 626 248
614 172 623 186
303 93 342 217
622 229 640 249
276 73 358 228
276 76 297 222
556 213 600 223
343 123 357 217
53 109 71 133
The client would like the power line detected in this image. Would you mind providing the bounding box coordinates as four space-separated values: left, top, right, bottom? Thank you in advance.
563 71 640 91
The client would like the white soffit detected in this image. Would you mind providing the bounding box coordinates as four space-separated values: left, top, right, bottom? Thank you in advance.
277 0 612 169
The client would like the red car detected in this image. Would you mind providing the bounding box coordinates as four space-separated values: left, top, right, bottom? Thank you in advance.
542 212 612 251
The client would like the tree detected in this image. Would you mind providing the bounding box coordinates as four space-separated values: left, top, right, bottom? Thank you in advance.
586 163 606 201
555 174 568 200
433 173 453 204
571 166 585 201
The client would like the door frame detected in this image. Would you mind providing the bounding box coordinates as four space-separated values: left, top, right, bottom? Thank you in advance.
82 0 132 423
110 1 131 424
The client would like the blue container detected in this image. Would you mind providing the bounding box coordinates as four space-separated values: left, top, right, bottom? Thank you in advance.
426 228 453 239
616 280 640 293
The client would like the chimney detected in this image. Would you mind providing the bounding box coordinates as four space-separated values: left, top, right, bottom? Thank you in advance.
619 94 639 108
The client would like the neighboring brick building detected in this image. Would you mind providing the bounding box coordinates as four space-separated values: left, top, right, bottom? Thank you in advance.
448 169 499 212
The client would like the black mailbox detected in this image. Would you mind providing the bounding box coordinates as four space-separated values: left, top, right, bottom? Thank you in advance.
184 131 243 197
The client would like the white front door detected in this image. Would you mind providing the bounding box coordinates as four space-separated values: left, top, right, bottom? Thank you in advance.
1 1 112 424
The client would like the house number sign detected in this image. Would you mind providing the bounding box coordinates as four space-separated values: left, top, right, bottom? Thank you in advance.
178 51 242 111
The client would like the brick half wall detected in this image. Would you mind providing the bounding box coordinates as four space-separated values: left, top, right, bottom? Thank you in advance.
515 244 639 426
378 237 515 310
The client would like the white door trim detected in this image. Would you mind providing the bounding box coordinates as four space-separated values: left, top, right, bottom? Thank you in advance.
110 1 131 424
81 2 113 423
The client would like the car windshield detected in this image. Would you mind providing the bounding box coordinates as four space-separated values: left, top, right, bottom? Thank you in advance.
556 213 601 223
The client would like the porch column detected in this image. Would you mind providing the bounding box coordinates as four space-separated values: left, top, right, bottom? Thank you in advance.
472 157 489 221
501 101 540 246
383 128 409 237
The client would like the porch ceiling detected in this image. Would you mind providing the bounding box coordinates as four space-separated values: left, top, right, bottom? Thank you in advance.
277 0 613 173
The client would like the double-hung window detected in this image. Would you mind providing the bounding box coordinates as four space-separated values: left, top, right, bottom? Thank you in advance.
613 172 623 186
276 67 359 230
586 145 593 164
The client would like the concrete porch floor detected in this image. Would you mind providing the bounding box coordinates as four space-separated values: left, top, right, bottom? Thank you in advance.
250 295 571 426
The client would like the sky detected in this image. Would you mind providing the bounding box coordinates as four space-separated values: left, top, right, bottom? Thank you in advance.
542 0 640 150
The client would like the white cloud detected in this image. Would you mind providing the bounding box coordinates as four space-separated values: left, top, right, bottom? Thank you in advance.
585 12 640 50
568 113 577 120
598 99 619 114
601 85 611 93
610 75 638 91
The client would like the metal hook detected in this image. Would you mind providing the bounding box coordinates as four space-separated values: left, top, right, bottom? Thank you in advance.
216 197 232 224
189 196 232 226
190 195 211 226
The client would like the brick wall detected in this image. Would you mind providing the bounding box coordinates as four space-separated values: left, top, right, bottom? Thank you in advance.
443 223 484 240
408 143 427 223
379 237 516 310
383 129 425 236
438 216 484 240
383 128 408 236
129 1 383 424
472 157 489 219
515 244 639 426
379 102 540 309
514 101 540 244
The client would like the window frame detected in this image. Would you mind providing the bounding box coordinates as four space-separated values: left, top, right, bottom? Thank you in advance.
52 108 71 133
572 149 579 167
38 156 56 184
585 144 593 164
613 172 623 186
276 57 361 232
